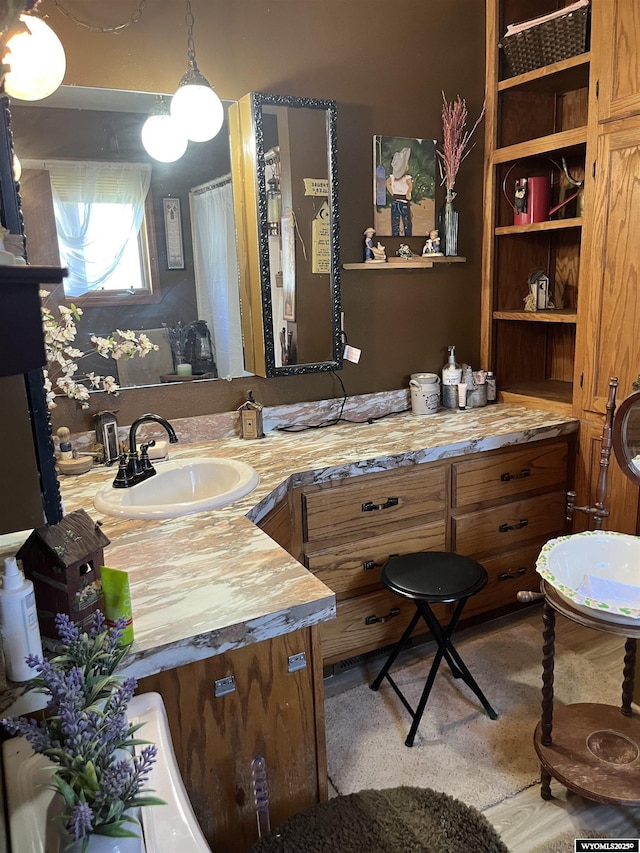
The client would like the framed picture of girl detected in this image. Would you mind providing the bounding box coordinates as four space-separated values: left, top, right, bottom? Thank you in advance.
373 136 437 237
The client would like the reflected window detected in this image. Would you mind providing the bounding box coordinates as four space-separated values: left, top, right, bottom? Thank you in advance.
46 160 157 302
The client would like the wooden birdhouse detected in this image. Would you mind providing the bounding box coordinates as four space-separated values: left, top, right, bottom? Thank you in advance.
16 508 110 640
238 391 264 440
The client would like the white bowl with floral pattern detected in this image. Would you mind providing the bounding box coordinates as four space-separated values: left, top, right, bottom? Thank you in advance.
536 531 640 625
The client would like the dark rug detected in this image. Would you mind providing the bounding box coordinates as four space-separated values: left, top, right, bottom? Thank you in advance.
249 786 509 853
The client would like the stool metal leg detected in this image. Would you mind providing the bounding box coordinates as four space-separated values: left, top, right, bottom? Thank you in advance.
404 635 448 747
370 608 421 692
418 600 497 723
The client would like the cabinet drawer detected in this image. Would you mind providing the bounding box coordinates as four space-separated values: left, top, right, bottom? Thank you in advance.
303 464 446 544
462 544 543 620
305 521 446 601
452 441 568 508
319 588 450 666
452 490 566 558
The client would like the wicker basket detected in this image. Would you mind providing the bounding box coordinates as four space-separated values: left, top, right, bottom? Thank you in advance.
501 3 590 77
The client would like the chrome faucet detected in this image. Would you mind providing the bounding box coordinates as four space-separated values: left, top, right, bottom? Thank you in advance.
112 413 178 488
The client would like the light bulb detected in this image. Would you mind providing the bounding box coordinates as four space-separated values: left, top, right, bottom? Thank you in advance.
12 154 21 181
141 111 188 163
4 15 66 101
170 80 224 143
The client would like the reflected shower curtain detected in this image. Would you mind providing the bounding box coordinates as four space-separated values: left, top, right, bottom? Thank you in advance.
189 179 244 378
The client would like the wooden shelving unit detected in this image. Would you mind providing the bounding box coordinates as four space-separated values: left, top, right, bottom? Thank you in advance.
481 0 592 416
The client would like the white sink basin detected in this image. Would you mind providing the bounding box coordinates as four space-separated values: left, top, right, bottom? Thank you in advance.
94 457 259 520
536 531 640 625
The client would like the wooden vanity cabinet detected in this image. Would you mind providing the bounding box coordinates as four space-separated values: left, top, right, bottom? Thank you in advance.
450 440 570 616
299 463 450 666
138 625 326 853
289 436 573 668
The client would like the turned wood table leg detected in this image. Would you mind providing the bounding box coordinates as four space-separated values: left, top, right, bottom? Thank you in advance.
540 600 556 748
540 767 552 800
621 637 637 717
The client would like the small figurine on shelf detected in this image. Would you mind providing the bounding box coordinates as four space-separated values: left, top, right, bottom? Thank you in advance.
396 243 413 260
422 229 443 256
363 227 376 261
364 227 387 263
524 269 555 312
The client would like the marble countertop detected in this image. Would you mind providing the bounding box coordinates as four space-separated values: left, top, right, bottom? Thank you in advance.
0 403 577 694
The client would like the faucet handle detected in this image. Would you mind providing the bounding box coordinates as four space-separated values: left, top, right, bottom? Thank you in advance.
139 442 156 473
112 453 132 488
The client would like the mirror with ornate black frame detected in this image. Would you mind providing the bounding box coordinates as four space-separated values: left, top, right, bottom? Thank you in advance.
613 385 640 488
230 92 342 378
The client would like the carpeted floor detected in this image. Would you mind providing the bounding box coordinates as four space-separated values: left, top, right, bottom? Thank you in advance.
249 786 509 853
325 622 623 813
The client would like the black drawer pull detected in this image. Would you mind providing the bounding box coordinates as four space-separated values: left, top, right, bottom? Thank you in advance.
500 468 531 482
361 497 399 512
498 567 527 581
499 518 528 533
362 553 398 571
365 607 400 625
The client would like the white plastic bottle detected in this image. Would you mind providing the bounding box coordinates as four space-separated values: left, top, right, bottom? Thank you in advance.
0 557 43 682
442 345 463 409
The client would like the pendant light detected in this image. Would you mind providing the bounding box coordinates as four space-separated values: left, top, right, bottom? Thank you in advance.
141 96 188 163
170 0 224 143
3 14 66 101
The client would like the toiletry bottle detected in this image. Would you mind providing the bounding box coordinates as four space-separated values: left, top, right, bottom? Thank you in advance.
100 566 134 646
0 557 43 682
486 371 497 404
442 345 462 409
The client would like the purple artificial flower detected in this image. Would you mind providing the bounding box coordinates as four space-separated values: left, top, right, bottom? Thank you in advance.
2 716 60 753
67 801 94 840
54 612 80 645
133 744 158 786
88 609 106 638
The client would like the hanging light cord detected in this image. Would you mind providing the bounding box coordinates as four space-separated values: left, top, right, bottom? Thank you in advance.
185 0 198 68
49 0 148 34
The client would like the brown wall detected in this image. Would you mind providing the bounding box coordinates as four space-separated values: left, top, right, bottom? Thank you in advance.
36 0 486 432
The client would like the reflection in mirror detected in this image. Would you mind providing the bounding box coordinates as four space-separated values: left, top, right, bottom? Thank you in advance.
10 85 248 391
230 92 342 377
612 388 640 487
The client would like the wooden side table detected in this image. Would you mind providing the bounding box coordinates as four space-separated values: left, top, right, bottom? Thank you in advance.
534 581 640 805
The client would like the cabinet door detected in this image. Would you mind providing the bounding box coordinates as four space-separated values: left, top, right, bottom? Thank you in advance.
137 628 326 853
594 0 640 122
577 116 640 415
573 417 639 534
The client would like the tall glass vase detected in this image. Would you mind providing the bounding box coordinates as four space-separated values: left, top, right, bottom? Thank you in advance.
438 189 459 257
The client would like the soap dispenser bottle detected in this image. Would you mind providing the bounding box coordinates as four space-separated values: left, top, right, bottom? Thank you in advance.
442 345 462 409
0 557 43 682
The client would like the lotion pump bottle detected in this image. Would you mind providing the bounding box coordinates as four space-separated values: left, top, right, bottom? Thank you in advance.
0 557 43 682
442 345 463 408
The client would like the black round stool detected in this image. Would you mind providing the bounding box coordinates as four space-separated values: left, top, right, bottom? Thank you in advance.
370 551 497 747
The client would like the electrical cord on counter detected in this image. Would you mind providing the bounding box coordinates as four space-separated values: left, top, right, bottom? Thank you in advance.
275 369 410 433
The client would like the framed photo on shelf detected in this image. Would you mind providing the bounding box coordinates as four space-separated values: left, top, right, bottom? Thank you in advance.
163 197 185 269
373 135 437 237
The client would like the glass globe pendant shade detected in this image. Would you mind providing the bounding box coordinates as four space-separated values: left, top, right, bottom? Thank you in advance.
4 15 66 101
141 98 188 163
170 67 224 143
